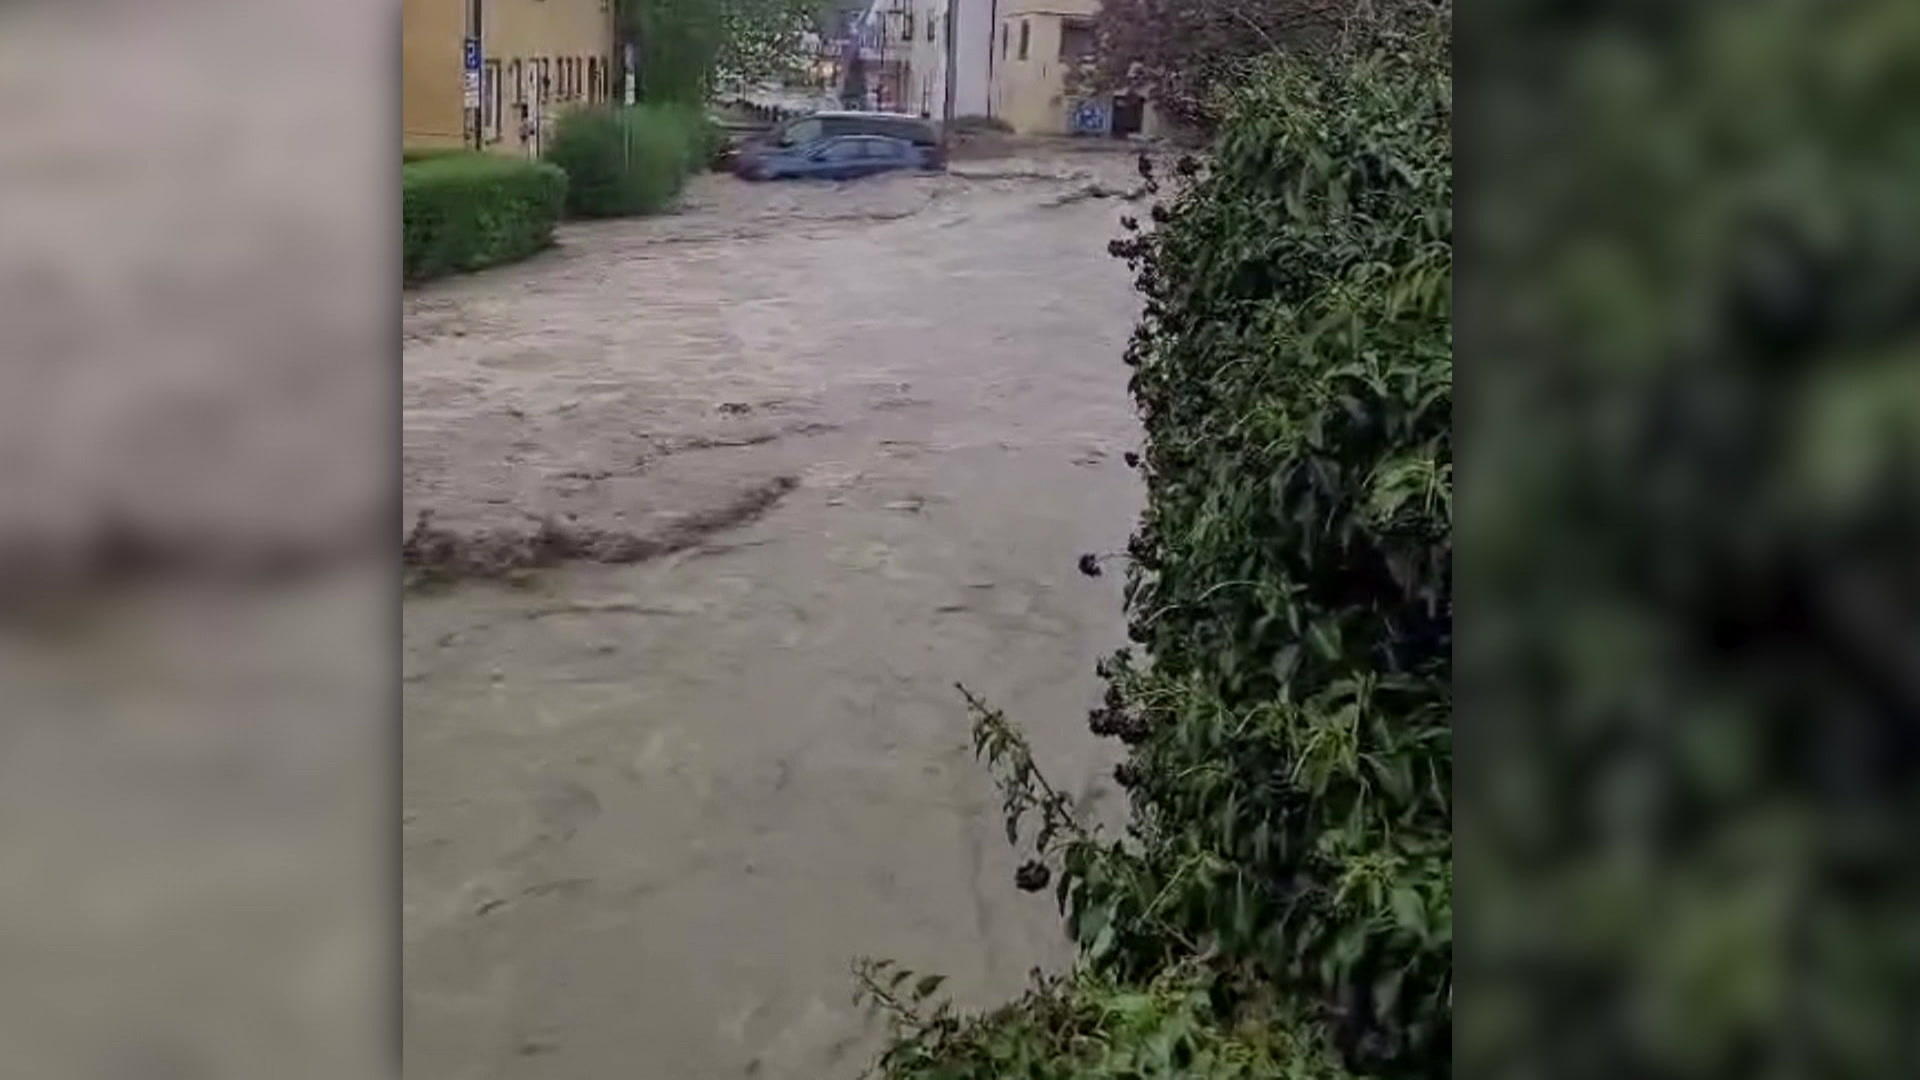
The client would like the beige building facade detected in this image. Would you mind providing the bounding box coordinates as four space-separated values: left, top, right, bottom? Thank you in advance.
988 0 1163 136
404 0 618 157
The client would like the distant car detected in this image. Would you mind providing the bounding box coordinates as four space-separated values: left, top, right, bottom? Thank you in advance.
731 111 945 174
739 135 933 182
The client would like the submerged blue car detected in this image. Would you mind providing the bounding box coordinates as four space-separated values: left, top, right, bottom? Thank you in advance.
738 135 934 182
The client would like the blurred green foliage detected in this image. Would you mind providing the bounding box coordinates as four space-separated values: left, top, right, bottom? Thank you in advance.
542 104 714 217
619 0 827 103
864 15 1451 1079
858 960 1357 1080
401 153 566 282
1461 1 1920 1078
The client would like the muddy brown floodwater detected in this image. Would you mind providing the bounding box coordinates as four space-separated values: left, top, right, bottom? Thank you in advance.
404 148 1152 1080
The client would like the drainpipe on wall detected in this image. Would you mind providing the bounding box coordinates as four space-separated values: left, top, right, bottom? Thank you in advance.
942 0 956 128
986 0 998 119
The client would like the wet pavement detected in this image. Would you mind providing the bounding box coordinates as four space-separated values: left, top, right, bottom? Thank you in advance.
403 150 1149 1079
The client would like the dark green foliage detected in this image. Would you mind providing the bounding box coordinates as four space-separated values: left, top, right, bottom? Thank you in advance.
401 145 468 164
1093 30 1451 1074
857 961 1356 1080
542 105 710 218
618 0 826 103
867 18 1450 1080
401 153 567 283
1464 2 1920 1077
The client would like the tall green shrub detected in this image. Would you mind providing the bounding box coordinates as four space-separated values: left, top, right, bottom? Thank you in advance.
1097 30 1451 1074
864 18 1451 1080
542 105 706 218
402 154 566 283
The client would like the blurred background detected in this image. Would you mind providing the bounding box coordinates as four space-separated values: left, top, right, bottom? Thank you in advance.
1459 1 1920 1077
4 0 1917 1077
0 1 391 1077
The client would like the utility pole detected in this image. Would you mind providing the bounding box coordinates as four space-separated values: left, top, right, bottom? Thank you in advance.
941 0 955 125
466 0 484 150
939 0 956 158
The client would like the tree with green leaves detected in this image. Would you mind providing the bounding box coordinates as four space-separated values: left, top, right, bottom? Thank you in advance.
618 0 829 103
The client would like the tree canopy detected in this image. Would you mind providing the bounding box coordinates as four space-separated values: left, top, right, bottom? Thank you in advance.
1082 0 1439 129
619 0 830 102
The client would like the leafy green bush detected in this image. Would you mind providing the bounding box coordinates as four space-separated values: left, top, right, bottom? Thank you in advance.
542 104 710 217
1093 28 1452 1072
865 16 1451 1080
402 153 566 283
402 145 468 164
859 960 1355 1080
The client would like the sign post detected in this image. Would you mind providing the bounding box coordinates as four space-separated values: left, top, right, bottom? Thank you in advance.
463 36 483 148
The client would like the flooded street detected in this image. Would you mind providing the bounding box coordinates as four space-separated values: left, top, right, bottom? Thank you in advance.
404 149 1148 1079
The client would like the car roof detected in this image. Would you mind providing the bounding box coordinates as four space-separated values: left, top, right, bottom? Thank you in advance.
804 111 934 124
795 134 914 147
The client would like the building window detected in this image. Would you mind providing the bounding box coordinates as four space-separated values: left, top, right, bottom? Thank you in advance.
1060 20 1094 61
903 13 913 40
1018 20 1030 60
927 10 936 41
1001 23 1009 59
483 59 502 139
588 57 598 101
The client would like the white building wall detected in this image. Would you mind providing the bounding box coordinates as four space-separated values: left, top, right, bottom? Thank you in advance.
903 0 991 120
950 0 991 117
905 0 943 118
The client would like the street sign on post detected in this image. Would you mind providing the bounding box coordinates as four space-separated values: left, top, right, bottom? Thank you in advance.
463 36 483 146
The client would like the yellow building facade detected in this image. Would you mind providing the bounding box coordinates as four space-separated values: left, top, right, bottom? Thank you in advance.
988 0 1164 137
403 0 619 157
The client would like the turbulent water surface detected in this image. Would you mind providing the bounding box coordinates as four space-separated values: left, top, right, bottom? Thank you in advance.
404 149 1150 1080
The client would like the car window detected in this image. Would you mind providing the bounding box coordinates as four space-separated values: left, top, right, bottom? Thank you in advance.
780 118 823 146
822 140 866 161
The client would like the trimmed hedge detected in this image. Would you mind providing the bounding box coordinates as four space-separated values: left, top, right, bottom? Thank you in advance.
402 145 468 164
402 153 566 283
865 15 1451 1080
541 104 714 218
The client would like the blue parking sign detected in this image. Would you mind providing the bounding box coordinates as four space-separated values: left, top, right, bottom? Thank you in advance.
464 37 481 72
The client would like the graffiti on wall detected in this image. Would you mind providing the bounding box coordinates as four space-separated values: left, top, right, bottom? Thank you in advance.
1069 98 1111 135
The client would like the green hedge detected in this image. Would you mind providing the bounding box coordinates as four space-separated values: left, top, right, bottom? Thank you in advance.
1095 28 1452 1074
401 145 468 164
541 104 713 218
402 153 566 282
866 15 1451 1080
